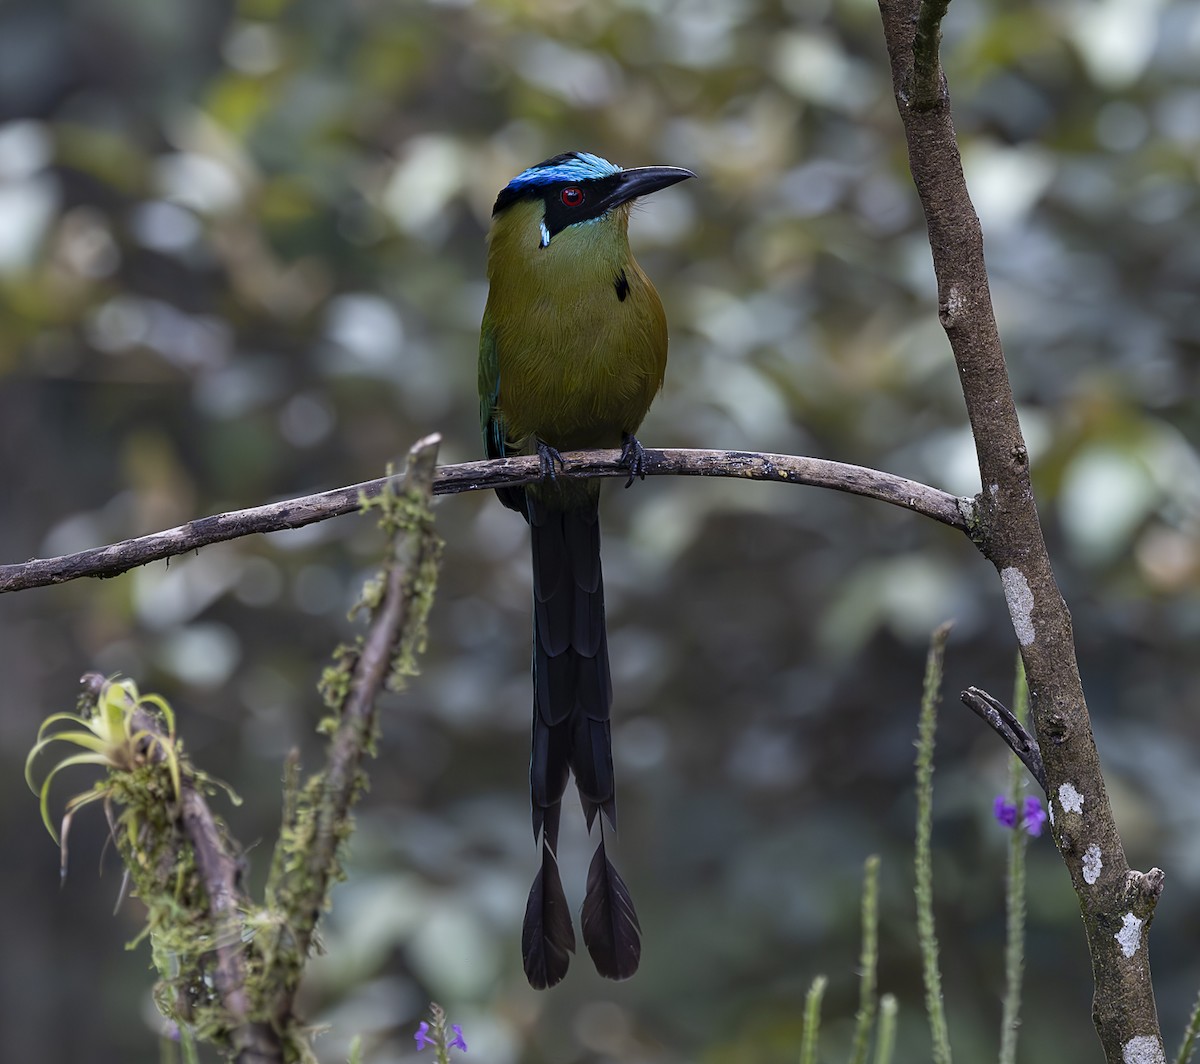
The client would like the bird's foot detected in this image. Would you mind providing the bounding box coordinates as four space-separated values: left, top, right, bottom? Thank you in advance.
536 439 566 481
619 433 648 488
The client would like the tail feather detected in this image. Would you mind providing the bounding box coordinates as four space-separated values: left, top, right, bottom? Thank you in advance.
528 494 617 825
575 651 612 720
534 589 573 658
581 834 642 981
565 503 602 593
522 805 575 989
523 491 639 986
573 591 604 657
530 711 570 842
572 711 616 830
534 649 576 727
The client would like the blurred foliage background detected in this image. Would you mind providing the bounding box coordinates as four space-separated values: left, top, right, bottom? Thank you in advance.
2 0 1199 1060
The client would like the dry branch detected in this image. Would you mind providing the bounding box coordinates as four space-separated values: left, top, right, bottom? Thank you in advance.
0 448 972 594
960 686 1046 793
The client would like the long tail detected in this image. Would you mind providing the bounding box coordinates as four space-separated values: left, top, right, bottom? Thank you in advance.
521 492 641 988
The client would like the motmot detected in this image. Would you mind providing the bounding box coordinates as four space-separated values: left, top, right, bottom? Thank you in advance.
479 151 694 988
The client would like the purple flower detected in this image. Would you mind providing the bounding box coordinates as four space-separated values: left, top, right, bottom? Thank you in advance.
1021 796 1047 837
415 1016 467 1055
994 793 1047 838
415 1022 433 1051
993 795 1018 828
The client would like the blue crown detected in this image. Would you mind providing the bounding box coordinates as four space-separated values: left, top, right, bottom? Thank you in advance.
503 152 622 194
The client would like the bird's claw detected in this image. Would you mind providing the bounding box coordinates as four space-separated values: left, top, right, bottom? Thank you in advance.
619 433 648 488
536 440 566 481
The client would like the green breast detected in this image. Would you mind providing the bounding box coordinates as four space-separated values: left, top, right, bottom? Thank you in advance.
479 200 670 492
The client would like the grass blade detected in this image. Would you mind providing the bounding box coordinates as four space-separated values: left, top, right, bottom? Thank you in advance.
801 975 828 1064
915 622 953 1064
999 655 1030 1064
1176 985 1200 1064
849 855 881 1064
873 994 898 1064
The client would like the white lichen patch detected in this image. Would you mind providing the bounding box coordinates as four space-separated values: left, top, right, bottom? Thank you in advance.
1123 1035 1166 1064
1116 913 1143 958
1058 782 1084 814
1001 567 1036 646
944 285 965 318
1082 843 1103 884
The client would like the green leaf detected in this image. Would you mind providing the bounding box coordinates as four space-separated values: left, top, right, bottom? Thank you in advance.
38 753 109 840
138 692 176 736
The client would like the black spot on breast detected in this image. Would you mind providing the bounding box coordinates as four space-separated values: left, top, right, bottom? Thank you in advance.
614 269 629 302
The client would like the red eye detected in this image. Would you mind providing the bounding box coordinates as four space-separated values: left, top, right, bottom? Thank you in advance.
560 186 584 207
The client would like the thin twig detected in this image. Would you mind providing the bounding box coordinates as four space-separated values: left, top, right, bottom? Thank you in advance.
960 686 1046 793
0 448 973 594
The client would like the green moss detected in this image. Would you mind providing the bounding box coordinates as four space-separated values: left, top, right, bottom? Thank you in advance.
388 488 444 691
318 640 362 722
111 756 233 1044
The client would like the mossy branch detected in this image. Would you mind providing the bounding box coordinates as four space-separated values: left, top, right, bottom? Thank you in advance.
257 433 443 1029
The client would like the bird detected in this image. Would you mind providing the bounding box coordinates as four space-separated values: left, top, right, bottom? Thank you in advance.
478 151 695 988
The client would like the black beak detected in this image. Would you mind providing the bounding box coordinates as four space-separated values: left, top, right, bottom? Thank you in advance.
598 166 697 212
